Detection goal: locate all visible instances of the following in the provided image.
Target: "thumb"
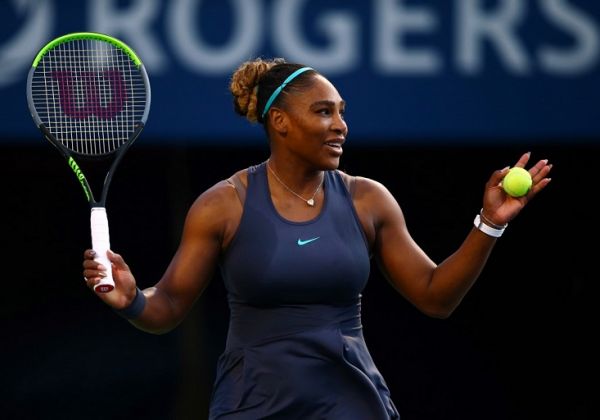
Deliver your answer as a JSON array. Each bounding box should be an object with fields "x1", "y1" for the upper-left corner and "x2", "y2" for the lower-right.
[
  {"x1": 107, "y1": 249, "x2": 129, "y2": 271},
  {"x1": 489, "y1": 166, "x2": 510, "y2": 189}
]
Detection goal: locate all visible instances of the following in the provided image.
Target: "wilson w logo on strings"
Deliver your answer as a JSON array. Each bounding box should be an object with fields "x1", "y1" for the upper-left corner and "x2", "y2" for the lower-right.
[{"x1": 51, "y1": 70, "x2": 127, "y2": 119}]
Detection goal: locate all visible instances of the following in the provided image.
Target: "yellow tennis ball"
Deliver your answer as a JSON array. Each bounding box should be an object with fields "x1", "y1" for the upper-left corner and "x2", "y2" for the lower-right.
[{"x1": 502, "y1": 167, "x2": 532, "y2": 197}]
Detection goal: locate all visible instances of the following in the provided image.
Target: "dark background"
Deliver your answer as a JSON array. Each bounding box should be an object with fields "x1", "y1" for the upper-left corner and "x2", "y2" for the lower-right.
[{"x1": 2, "y1": 141, "x2": 595, "y2": 419}]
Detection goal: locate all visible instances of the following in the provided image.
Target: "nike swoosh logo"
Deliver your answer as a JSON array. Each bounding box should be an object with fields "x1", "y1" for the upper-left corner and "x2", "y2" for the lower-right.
[{"x1": 297, "y1": 237, "x2": 320, "y2": 246}]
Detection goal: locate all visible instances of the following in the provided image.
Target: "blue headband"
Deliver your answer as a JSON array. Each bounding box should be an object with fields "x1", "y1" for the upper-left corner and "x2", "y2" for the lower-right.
[{"x1": 261, "y1": 67, "x2": 313, "y2": 119}]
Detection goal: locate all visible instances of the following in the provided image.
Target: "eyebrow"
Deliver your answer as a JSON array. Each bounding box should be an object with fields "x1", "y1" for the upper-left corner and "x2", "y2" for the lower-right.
[{"x1": 310, "y1": 99, "x2": 346, "y2": 108}]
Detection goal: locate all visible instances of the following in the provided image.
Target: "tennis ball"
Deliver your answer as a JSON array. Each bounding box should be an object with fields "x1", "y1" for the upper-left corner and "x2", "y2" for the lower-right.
[{"x1": 502, "y1": 167, "x2": 532, "y2": 197}]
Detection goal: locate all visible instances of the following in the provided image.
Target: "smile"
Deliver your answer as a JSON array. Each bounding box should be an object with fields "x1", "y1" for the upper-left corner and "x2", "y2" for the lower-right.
[{"x1": 324, "y1": 142, "x2": 343, "y2": 155}]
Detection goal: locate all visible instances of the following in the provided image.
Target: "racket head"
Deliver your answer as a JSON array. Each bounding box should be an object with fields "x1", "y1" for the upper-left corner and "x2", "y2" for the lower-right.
[{"x1": 26, "y1": 32, "x2": 151, "y2": 158}]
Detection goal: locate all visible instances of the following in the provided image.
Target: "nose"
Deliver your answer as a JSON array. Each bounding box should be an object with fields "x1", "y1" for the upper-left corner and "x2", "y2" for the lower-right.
[{"x1": 331, "y1": 111, "x2": 348, "y2": 137}]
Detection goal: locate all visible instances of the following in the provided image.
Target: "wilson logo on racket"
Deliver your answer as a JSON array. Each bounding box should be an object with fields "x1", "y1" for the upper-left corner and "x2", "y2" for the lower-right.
[
  {"x1": 68, "y1": 157, "x2": 92, "y2": 201},
  {"x1": 52, "y1": 70, "x2": 126, "y2": 119}
]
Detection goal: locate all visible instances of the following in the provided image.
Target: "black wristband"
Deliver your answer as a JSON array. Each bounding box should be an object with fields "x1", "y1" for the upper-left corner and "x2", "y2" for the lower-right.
[{"x1": 114, "y1": 287, "x2": 146, "y2": 320}]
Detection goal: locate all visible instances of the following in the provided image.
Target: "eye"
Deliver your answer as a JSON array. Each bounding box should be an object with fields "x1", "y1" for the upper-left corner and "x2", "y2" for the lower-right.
[{"x1": 317, "y1": 108, "x2": 331, "y2": 116}]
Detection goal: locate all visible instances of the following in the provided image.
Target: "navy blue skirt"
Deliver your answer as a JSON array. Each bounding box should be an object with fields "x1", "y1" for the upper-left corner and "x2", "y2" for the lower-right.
[{"x1": 208, "y1": 303, "x2": 399, "y2": 419}]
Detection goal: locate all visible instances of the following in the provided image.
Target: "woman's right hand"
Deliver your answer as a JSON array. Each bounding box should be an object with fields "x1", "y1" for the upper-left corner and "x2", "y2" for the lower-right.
[{"x1": 83, "y1": 249, "x2": 138, "y2": 310}]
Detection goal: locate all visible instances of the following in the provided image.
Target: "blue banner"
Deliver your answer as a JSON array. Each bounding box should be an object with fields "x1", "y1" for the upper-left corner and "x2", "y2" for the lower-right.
[{"x1": 2, "y1": 0, "x2": 599, "y2": 145}]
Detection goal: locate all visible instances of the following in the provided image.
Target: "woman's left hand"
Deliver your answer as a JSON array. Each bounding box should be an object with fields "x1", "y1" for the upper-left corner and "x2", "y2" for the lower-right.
[{"x1": 481, "y1": 152, "x2": 552, "y2": 226}]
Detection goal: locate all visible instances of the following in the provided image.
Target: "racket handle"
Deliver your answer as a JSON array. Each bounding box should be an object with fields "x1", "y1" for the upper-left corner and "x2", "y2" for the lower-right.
[{"x1": 90, "y1": 207, "x2": 115, "y2": 293}]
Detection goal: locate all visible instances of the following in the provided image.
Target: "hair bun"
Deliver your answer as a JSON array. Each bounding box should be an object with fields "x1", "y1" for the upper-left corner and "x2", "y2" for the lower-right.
[{"x1": 230, "y1": 57, "x2": 285, "y2": 122}]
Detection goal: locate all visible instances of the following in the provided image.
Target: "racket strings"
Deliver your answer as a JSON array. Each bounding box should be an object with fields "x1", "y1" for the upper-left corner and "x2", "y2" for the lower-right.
[{"x1": 31, "y1": 38, "x2": 148, "y2": 156}]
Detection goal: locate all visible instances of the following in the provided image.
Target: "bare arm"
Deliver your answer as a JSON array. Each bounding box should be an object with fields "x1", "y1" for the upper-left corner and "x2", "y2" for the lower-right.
[
  {"x1": 356, "y1": 152, "x2": 552, "y2": 318},
  {"x1": 83, "y1": 180, "x2": 241, "y2": 333}
]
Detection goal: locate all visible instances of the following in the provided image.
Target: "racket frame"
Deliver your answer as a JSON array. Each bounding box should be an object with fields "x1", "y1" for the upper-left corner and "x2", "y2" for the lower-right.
[{"x1": 26, "y1": 32, "x2": 151, "y2": 293}]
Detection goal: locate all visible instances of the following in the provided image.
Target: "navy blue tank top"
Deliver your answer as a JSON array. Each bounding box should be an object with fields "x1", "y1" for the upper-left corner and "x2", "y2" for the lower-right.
[
  {"x1": 211, "y1": 162, "x2": 399, "y2": 419},
  {"x1": 221, "y1": 162, "x2": 370, "y2": 306}
]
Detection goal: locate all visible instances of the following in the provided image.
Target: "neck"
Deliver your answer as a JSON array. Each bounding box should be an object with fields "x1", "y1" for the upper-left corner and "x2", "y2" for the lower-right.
[
  {"x1": 266, "y1": 158, "x2": 323, "y2": 193},
  {"x1": 266, "y1": 159, "x2": 324, "y2": 206}
]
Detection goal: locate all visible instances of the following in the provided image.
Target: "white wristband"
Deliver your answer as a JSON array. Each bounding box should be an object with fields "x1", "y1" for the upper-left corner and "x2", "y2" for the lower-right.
[{"x1": 474, "y1": 214, "x2": 506, "y2": 238}]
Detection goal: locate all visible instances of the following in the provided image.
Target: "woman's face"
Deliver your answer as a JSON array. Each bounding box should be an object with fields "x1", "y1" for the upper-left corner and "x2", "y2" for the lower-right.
[{"x1": 280, "y1": 75, "x2": 348, "y2": 170}]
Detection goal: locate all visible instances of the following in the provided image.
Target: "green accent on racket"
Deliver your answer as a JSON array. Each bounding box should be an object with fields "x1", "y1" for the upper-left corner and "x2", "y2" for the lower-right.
[
  {"x1": 68, "y1": 157, "x2": 92, "y2": 202},
  {"x1": 32, "y1": 32, "x2": 142, "y2": 68}
]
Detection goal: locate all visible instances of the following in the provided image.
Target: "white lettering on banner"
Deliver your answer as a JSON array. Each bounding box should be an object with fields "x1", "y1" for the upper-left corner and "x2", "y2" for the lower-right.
[
  {"x1": 0, "y1": 0, "x2": 599, "y2": 89},
  {"x1": 88, "y1": 0, "x2": 168, "y2": 71},
  {"x1": 456, "y1": 0, "x2": 530, "y2": 75},
  {"x1": 272, "y1": 0, "x2": 359, "y2": 74},
  {"x1": 0, "y1": 0, "x2": 54, "y2": 88},
  {"x1": 538, "y1": 0, "x2": 600, "y2": 75},
  {"x1": 167, "y1": 0, "x2": 262, "y2": 73},
  {"x1": 374, "y1": 0, "x2": 441, "y2": 74}
]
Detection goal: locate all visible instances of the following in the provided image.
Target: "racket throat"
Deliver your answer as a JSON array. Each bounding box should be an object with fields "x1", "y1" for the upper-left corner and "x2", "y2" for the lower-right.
[{"x1": 67, "y1": 157, "x2": 94, "y2": 202}]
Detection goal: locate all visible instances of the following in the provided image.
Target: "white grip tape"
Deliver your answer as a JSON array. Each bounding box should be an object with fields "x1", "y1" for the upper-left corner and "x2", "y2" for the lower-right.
[{"x1": 91, "y1": 207, "x2": 115, "y2": 292}]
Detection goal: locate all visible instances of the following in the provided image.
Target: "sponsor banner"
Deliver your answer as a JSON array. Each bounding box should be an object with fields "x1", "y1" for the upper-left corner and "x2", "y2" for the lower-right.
[{"x1": 2, "y1": 0, "x2": 599, "y2": 145}]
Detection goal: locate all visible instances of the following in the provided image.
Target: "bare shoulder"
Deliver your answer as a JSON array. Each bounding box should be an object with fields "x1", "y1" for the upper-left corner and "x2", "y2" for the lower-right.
[
  {"x1": 229, "y1": 168, "x2": 248, "y2": 187},
  {"x1": 337, "y1": 171, "x2": 402, "y2": 237},
  {"x1": 185, "y1": 172, "x2": 245, "y2": 230},
  {"x1": 355, "y1": 176, "x2": 398, "y2": 215},
  {"x1": 337, "y1": 171, "x2": 392, "y2": 200},
  {"x1": 191, "y1": 180, "x2": 237, "y2": 211},
  {"x1": 179, "y1": 170, "x2": 247, "y2": 251},
  {"x1": 355, "y1": 176, "x2": 388, "y2": 193}
]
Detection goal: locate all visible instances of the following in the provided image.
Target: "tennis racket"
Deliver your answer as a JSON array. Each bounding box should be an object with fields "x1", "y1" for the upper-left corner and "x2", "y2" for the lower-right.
[{"x1": 26, "y1": 32, "x2": 151, "y2": 293}]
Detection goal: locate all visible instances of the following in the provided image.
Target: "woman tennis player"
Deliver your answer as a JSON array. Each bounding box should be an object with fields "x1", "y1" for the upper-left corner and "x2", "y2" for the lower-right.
[{"x1": 83, "y1": 57, "x2": 552, "y2": 419}]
